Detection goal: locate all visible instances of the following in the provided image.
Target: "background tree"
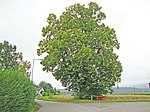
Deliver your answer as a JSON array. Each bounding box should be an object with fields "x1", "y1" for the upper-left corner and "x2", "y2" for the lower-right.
[
  {"x1": 37, "y1": 2, "x2": 122, "y2": 99},
  {"x1": 39, "y1": 81, "x2": 54, "y2": 94},
  {"x1": 0, "y1": 40, "x2": 31, "y2": 75}
]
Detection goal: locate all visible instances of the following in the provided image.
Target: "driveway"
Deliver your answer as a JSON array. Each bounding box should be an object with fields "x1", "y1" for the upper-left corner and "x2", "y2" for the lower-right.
[{"x1": 36, "y1": 100, "x2": 150, "y2": 112}]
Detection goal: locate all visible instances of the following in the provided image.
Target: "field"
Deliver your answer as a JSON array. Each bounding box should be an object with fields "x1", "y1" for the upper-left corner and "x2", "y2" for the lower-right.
[
  {"x1": 36, "y1": 93, "x2": 150, "y2": 103},
  {"x1": 107, "y1": 94, "x2": 150, "y2": 102}
]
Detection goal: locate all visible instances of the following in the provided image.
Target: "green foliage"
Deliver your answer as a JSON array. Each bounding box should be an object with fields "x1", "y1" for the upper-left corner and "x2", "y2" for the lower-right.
[
  {"x1": 0, "y1": 69, "x2": 36, "y2": 112},
  {"x1": 39, "y1": 81, "x2": 55, "y2": 95},
  {"x1": 37, "y1": 2, "x2": 123, "y2": 99},
  {"x1": 0, "y1": 41, "x2": 31, "y2": 75}
]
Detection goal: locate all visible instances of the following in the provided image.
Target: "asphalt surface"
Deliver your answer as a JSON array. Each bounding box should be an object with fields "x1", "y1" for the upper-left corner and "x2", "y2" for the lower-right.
[{"x1": 36, "y1": 100, "x2": 150, "y2": 112}]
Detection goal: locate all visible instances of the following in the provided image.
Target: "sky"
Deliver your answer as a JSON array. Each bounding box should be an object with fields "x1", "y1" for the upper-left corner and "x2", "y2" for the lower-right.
[{"x1": 0, "y1": 0, "x2": 150, "y2": 89}]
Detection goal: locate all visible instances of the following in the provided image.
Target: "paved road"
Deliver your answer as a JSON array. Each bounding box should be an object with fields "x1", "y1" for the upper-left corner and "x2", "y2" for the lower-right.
[{"x1": 36, "y1": 100, "x2": 150, "y2": 112}]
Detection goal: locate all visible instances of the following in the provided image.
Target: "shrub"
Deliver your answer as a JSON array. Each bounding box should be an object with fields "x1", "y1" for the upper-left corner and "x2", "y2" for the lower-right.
[{"x1": 0, "y1": 69, "x2": 36, "y2": 112}]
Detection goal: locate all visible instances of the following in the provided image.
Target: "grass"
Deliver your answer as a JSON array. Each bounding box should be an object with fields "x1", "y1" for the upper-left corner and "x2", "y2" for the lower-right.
[
  {"x1": 36, "y1": 93, "x2": 150, "y2": 103},
  {"x1": 30, "y1": 102, "x2": 40, "y2": 112},
  {"x1": 107, "y1": 94, "x2": 150, "y2": 102}
]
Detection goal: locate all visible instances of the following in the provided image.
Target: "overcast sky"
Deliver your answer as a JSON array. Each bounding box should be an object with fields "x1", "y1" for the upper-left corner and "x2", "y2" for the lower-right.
[{"x1": 0, "y1": 0, "x2": 150, "y2": 89}]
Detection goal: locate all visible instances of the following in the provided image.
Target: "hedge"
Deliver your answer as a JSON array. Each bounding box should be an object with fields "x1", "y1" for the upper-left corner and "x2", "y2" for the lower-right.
[{"x1": 0, "y1": 69, "x2": 36, "y2": 112}]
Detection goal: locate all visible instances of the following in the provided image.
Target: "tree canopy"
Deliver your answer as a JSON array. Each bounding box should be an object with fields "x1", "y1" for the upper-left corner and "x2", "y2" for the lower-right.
[
  {"x1": 39, "y1": 81, "x2": 53, "y2": 93},
  {"x1": 0, "y1": 40, "x2": 31, "y2": 75},
  {"x1": 37, "y1": 2, "x2": 122, "y2": 99}
]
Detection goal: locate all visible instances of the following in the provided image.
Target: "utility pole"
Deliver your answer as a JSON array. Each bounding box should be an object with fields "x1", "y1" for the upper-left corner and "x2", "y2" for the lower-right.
[
  {"x1": 31, "y1": 59, "x2": 42, "y2": 82},
  {"x1": 133, "y1": 86, "x2": 136, "y2": 94},
  {"x1": 148, "y1": 83, "x2": 150, "y2": 91}
]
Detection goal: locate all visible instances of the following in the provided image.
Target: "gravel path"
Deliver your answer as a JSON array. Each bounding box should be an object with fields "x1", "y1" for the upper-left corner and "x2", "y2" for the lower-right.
[{"x1": 36, "y1": 100, "x2": 150, "y2": 112}]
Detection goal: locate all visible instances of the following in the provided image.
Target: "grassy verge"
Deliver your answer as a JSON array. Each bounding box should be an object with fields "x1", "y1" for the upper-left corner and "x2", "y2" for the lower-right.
[
  {"x1": 36, "y1": 93, "x2": 150, "y2": 103},
  {"x1": 30, "y1": 102, "x2": 40, "y2": 112}
]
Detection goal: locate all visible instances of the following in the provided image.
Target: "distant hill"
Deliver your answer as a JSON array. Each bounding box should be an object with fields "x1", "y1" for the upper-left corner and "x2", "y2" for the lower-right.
[
  {"x1": 113, "y1": 87, "x2": 149, "y2": 94},
  {"x1": 56, "y1": 89, "x2": 73, "y2": 94},
  {"x1": 57, "y1": 87, "x2": 150, "y2": 94},
  {"x1": 136, "y1": 83, "x2": 149, "y2": 88}
]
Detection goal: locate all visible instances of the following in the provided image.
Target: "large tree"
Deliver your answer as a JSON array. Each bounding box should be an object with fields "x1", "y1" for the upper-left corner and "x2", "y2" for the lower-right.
[
  {"x1": 0, "y1": 41, "x2": 31, "y2": 75},
  {"x1": 37, "y1": 2, "x2": 122, "y2": 99}
]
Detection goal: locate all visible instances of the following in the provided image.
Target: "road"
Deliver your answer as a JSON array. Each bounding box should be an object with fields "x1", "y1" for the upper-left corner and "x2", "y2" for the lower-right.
[{"x1": 36, "y1": 100, "x2": 150, "y2": 112}]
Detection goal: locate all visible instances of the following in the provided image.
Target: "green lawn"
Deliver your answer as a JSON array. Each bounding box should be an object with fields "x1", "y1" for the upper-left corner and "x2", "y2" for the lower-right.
[{"x1": 36, "y1": 93, "x2": 150, "y2": 103}]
